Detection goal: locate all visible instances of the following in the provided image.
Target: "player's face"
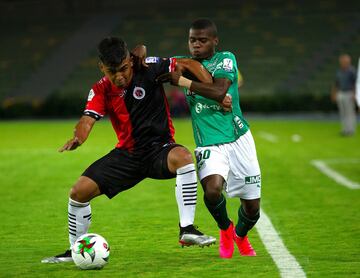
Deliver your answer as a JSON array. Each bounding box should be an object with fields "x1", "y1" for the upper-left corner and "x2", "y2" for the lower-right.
[
  {"x1": 100, "y1": 55, "x2": 134, "y2": 88},
  {"x1": 188, "y1": 28, "x2": 218, "y2": 59}
]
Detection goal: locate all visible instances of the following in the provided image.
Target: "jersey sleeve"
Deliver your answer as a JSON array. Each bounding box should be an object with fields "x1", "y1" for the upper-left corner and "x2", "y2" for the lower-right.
[
  {"x1": 212, "y1": 52, "x2": 238, "y2": 83},
  {"x1": 83, "y1": 78, "x2": 107, "y2": 120},
  {"x1": 145, "y1": 57, "x2": 177, "y2": 77}
]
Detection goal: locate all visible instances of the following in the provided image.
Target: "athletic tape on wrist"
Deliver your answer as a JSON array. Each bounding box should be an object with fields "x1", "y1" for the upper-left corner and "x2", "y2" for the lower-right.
[{"x1": 178, "y1": 76, "x2": 192, "y2": 89}]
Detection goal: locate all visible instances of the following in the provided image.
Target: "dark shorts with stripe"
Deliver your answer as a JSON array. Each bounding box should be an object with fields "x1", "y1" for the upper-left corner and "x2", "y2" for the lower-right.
[{"x1": 82, "y1": 142, "x2": 181, "y2": 199}]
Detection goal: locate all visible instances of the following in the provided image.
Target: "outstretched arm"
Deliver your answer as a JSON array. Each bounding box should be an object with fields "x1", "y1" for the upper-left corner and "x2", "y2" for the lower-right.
[{"x1": 59, "y1": 115, "x2": 96, "y2": 152}]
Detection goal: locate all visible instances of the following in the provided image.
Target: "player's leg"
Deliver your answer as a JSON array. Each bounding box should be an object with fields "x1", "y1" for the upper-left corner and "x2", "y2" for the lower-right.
[
  {"x1": 343, "y1": 93, "x2": 356, "y2": 135},
  {"x1": 227, "y1": 130, "x2": 261, "y2": 256},
  {"x1": 67, "y1": 176, "x2": 101, "y2": 248},
  {"x1": 167, "y1": 145, "x2": 216, "y2": 247},
  {"x1": 41, "y1": 176, "x2": 101, "y2": 263},
  {"x1": 201, "y1": 174, "x2": 235, "y2": 258},
  {"x1": 336, "y1": 92, "x2": 347, "y2": 134},
  {"x1": 148, "y1": 143, "x2": 215, "y2": 247},
  {"x1": 233, "y1": 198, "x2": 260, "y2": 256},
  {"x1": 42, "y1": 148, "x2": 142, "y2": 263},
  {"x1": 196, "y1": 146, "x2": 234, "y2": 258}
]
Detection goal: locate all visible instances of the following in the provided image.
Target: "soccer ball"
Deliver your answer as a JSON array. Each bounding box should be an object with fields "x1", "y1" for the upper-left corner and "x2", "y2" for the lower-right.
[{"x1": 71, "y1": 233, "x2": 110, "y2": 270}]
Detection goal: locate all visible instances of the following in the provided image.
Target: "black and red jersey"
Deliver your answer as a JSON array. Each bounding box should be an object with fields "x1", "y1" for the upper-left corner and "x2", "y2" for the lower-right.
[{"x1": 84, "y1": 57, "x2": 177, "y2": 152}]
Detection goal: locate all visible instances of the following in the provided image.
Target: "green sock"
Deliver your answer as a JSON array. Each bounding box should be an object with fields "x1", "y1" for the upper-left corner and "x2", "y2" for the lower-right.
[
  {"x1": 235, "y1": 206, "x2": 260, "y2": 237},
  {"x1": 204, "y1": 194, "x2": 231, "y2": 230}
]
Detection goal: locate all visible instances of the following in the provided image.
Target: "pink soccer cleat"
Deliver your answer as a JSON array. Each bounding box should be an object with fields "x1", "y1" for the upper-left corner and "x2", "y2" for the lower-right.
[
  {"x1": 233, "y1": 232, "x2": 256, "y2": 256},
  {"x1": 219, "y1": 222, "x2": 234, "y2": 259}
]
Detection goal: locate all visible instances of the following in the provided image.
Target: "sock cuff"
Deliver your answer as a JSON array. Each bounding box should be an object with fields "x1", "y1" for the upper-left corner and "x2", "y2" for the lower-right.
[
  {"x1": 176, "y1": 163, "x2": 196, "y2": 175},
  {"x1": 69, "y1": 198, "x2": 89, "y2": 207}
]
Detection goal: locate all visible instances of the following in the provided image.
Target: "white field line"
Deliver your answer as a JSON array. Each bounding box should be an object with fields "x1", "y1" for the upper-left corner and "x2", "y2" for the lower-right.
[
  {"x1": 257, "y1": 131, "x2": 278, "y2": 143},
  {"x1": 257, "y1": 209, "x2": 306, "y2": 278},
  {"x1": 310, "y1": 160, "x2": 360, "y2": 189},
  {"x1": 291, "y1": 134, "x2": 302, "y2": 142}
]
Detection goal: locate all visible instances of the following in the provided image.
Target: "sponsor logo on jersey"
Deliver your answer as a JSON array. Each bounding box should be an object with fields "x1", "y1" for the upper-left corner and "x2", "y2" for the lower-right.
[
  {"x1": 133, "y1": 86, "x2": 146, "y2": 100},
  {"x1": 185, "y1": 89, "x2": 196, "y2": 96},
  {"x1": 195, "y1": 102, "x2": 222, "y2": 113},
  {"x1": 87, "y1": 89, "x2": 95, "y2": 101},
  {"x1": 245, "y1": 175, "x2": 261, "y2": 185},
  {"x1": 145, "y1": 57, "x2": 160, "y2": 64},
  {"x1": 234, "y1": 115, "x2": 244, "y2": 129},
  {"x1": 195, "y1": 103, "x2": 203, "y2": 113},
  {"x1": 223, "y1": 58, "x2": 233, "y2": 72}
]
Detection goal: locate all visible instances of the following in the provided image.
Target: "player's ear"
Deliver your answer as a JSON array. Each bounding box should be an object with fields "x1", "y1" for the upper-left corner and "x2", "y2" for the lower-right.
[
  {"x1": 129, "y1": 56, "x2": 134, "y2": 68},
  {"x1": 98, "y1": 61, "x2": 105, "y2": 74},
  {"x1": 214, "y1": 37, "x2": 219, "y2": 46}
]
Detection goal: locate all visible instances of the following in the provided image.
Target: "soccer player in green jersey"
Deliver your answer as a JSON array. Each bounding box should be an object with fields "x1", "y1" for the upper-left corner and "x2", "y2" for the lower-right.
[{"x1": 159, "y1": 18, "x2": 261, "y2": 258}]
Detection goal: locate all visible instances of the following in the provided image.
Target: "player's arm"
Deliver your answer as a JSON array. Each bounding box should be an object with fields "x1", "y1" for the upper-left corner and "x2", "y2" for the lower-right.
[
  {"x1": 158, "y1": 70, "x2": 231, "y2": 103},
  {"x1": 130, "y1": 44, "x2": 148, "y2": 70},
  {"x1": 157, "y1": 58, "x2": 230, "y2": 102},
  {"x1": 331, "y1": 78, "x2": 339, "y2": 103},
  {"x1": 157, "y1": 58, "x2": 232, "y2": 110},
  {"x1": 59, "y1": 115, "x2": 96, "y2": 152}
]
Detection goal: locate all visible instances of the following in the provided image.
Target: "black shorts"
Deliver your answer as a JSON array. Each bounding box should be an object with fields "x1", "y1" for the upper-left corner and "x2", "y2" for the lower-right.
[{"x1": 82, "y1": 143, "x2": 181, "y2": 199}]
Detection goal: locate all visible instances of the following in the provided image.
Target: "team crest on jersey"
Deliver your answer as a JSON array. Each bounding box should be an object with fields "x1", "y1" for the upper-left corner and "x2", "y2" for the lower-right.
[
  {"x1": 145, "y1": 57, "x2": 160, "y2": 64},
  {"x1": 87, "y1": 89, "x2": 95, "y2": 101},
  {"x1": 222, "y1": 58, "x2": 233, "y2": 72},
  {"x1": 133, "y1": 86, "x2": 146, "y2": 100}
]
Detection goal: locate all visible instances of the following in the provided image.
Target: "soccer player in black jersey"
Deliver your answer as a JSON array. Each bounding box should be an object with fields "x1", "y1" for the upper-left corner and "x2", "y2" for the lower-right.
[{"x1": 41, "y1": 37, "x2": 215, "y2": 263}]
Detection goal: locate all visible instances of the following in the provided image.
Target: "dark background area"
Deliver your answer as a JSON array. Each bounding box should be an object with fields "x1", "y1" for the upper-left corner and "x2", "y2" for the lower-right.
[{"x1": 1, "y1": 0, "x2": 359, "y2": 118}]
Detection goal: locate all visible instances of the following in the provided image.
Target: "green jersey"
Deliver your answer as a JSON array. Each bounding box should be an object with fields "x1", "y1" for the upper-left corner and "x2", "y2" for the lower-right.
[{"x1": 180, "y1": 51, "x2": 249, "y2": 147}]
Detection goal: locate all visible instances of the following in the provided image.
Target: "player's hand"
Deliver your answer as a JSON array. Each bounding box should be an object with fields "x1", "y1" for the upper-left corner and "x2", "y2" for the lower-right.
[
  {"x1": 59, "y1": 137, "x2": 82, "y2": 152},
  {"x1": 131, "y1": 45, "x2": 148, "y2": 70},
  {"x1": 156, "y1": 71, "x2": 181, "y2": 85},
  {"x1": 220, "y1": 94, "x2": 232, "y2": 112}
]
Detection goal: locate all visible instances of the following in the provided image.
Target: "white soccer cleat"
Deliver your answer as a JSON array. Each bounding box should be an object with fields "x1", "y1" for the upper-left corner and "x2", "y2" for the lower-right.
[
  {"x1": 41, "y1": 250, "x2": 73, "y2": 263},
  {"x1": 179, "y1": 225, "x2": 216, "y2": 247}
]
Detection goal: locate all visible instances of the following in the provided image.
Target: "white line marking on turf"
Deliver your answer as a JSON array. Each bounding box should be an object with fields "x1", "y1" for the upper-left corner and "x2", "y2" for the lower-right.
[
  {"x1": 257, "y1": 209, "x2": 306, "y2": 278},
  {"x1": 258, "y1": 131, "x2": 278, "y2": 143},
  {"x1": 291, "y1": 134, "x2": 302, "y2": 142},
  {"x1": 311, "y1": 160, "x2": 360, "y2": 189}
]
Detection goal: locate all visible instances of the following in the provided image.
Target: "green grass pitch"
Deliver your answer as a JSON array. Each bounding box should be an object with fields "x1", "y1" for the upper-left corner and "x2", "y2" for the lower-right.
[{"x1": 0, "y1": 119, "x2": 359, "y2": 277}]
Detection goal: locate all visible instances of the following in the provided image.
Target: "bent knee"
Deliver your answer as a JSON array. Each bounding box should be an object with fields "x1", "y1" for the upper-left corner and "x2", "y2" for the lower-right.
[
  {"x1": 69, "y1": 185, "x2": 83, "y2": 202},
  {"x1": 177, "y1": 147, "x2": 193, "y2": 165},
  {"x1": 69, "y1": 176, "x2": 100, "y2": 203},
  {"x1": 169, "y1": 146, "x2": 194, "y2": 170},
  {"x1": 243, "y1": 200, "x2": 260, "y2": 217},
  {"x1": 205, "y1": 186, "x2": 223, "y2": 203}
]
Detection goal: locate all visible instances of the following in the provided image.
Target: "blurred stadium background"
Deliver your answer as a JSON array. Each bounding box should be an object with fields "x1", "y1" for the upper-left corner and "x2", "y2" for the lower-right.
[{"x1": 1, "y1": 0, "x2": 359, "y2": 118}]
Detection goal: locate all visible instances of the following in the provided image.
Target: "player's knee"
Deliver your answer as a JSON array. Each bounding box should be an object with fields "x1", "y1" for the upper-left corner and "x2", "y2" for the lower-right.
[
  {"x1": 243, "y1": 200, "x2": 260, "y2": 218},
  {"x1": 205, "y1": 185, "x2": 222, "y2": 203},
  {"x1": 69, "y1": 184, "x2": 90, "y2": 203},
  {"x1": 171, "y1": 146, "x2": 194, "y2": 169},
  {"x1": 179, "y1": 148, "x2": 194, "y2": 165},
  {"x1": 69, "y1": 186, "x2": 82, "y2": 202}
]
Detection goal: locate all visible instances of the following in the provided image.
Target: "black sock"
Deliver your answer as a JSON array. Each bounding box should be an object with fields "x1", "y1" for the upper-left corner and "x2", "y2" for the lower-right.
[
  {"x1": 235, "y1": 205, "x2": 260, "y2": 237},
  {"x1": 204, "y1": 194, "x2": 231, "y2": 230}
]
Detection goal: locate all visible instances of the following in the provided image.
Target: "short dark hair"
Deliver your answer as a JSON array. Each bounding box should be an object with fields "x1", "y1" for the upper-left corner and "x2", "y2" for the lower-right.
[
  {"x1": 98, "y1": 37, "x2": 128, "y2": 67},
  {"x1": 190, "y1": 18, "x2": 218, "y2": 37}
]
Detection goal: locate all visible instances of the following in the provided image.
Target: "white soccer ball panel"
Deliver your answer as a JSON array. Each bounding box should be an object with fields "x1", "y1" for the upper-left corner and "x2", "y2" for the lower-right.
[{"x1": 71, "y1": 233, "x2": 110, "y2": 270}]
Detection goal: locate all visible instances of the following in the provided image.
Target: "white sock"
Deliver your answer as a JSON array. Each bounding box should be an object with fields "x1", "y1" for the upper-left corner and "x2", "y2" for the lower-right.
[
  {"x1": 68, "y1": 198, "x2": 91, "y2": 248},
  {"x1": 175, "y1": 163, "x2": 197, "y2": 227}
]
